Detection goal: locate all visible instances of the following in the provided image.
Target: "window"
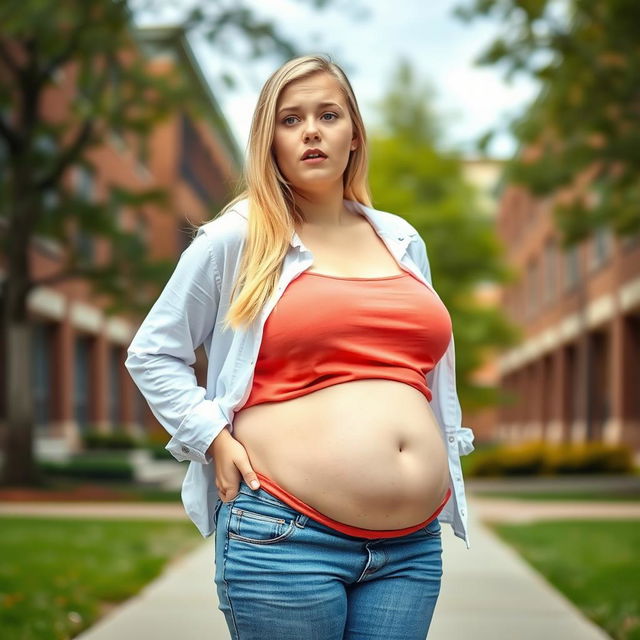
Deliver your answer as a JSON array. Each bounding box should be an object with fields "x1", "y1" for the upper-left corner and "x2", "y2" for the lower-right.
[
  {"x1": 74, "y1": 333, "x2": 94, "y2": 432},
  {"x1": 109, "y1": 345, "x2": 123, "y2": 428},
  {"x1": 590, "y1": 225, "x2": 612, "y2": 270},
  {"x1": 564, "y1": 243, "x2": 580, "y2": 292},
  {"x1": 543, "y1": 237, "x2": 556, "y2": 305},
  {"x1": 74, "y1": 166, "x2": 96, "y2": 263},
  {"x1": 526, "y1": 258, "x2": 539, "y2": 319}
]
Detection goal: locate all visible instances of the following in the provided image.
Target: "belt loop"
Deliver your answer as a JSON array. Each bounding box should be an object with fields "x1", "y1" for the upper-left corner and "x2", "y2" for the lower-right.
[{"x1": 295, "y1": 513, "x2": 309, "y2": 528}]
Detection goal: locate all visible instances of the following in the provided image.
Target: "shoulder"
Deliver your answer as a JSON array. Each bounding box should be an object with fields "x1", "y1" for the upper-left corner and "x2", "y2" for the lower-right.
[{"x1": 193, "y1": 198, "x2": 249, "y2": 259}]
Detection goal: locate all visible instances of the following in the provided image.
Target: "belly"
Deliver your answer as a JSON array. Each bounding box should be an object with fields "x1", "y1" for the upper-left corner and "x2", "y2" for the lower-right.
[{"x1": 231, "y1": 379, "x2": 451, "y2": 529}]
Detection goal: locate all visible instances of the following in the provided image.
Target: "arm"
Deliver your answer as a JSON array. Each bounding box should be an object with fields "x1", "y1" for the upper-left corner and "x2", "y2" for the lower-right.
[{"x1": 124, "y1": 229, "x2": 227, "y2": 465}]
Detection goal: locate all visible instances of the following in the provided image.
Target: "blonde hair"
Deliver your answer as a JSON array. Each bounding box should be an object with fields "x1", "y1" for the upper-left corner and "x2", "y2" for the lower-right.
[{"x1": 198, "y1": 54, "x2": 372, "y2": 330}]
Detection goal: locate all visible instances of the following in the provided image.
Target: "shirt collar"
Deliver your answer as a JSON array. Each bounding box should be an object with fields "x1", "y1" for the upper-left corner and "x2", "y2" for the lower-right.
[
  {"x1": 227, "y1": 197, "x2": 416, "y2": 251},
  {"x1": 290, "y1": 198, "x2": 417, "y2": 252}
]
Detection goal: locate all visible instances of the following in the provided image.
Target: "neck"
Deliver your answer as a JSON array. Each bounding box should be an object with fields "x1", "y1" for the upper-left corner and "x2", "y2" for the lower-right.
[{"x1": 293, "y1": 189, "x2": 352, "y2": 229}]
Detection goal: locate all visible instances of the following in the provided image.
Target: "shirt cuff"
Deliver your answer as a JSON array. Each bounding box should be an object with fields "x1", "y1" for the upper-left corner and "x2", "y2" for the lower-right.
[
  {"x1": 165, "y1": 399, "x2": 230, "y2": 464},
  {"x1": 457, "y1": 426, "x2": 475, "y2": 457}
]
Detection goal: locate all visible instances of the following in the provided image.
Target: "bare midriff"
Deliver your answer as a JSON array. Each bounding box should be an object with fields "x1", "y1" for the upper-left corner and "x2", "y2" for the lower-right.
[{"x1": 231, "y1": 378, "x2": 451, "y2": 530}]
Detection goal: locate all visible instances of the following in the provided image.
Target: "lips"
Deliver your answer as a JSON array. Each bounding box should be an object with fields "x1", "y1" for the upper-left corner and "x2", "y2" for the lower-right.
[{"x1": 301, "y1": 148, "x2": 328, "y2": 160}]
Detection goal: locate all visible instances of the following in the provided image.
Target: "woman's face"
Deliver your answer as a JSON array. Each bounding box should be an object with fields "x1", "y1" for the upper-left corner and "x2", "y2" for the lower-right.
[{"x1": 272, "y1": 72, "x2": 358, "y2": 196}]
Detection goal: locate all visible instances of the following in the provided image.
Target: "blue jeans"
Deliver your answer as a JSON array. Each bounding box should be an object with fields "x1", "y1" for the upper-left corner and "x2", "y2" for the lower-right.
[{"x1": 213, "y1": 479, "x2": 444, "y2": 639}]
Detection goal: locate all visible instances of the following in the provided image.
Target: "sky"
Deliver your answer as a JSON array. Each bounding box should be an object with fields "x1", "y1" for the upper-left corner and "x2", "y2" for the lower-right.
[{"x1": 138, "y1": 0, "x2": 542, "y2": 160}]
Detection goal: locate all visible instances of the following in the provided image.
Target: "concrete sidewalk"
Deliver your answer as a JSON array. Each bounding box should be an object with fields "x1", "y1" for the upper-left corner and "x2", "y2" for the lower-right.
[{"x1": 71, "y1": 502, "x2": 613, "y2": 640}]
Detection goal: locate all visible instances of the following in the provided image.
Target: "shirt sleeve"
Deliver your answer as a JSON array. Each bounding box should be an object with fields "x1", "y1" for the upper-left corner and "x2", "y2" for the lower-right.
[{"x1": 124, "y1": 229, "x2": 228, "y2": 464}]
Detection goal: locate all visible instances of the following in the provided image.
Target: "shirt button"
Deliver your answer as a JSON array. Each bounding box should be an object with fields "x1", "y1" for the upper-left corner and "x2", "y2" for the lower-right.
[
  {"x1": 448, "y1": 436, "x2": 455, "y2": 443},
  {"x1": 461, "y1": 509, "x2": 465, "y2": 516},
  {"x1": 398, "y1": 236, "x2": 404, "y2": 241},
  {"x1": 181, "y1": 445, "x2": 189, "y2": 453}
]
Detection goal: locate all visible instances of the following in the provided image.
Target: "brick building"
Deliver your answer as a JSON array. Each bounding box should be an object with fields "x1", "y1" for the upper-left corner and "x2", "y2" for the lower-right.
[
  {"x1": 0, "y1": 25, "x2": 242, "y2": 457},
  {"x1": 495, "y1": 181, "x2": 640, "y2": 453}
]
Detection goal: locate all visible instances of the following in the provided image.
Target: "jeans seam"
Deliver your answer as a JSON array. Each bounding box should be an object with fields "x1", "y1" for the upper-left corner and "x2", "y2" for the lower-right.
[{"x1": 221, "y1": 503, "x2": 240, "y2": 639}]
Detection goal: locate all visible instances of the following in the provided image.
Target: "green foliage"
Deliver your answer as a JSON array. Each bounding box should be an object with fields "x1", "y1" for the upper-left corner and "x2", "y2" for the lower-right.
[
  {"x1": 82, "y1": 429, "x2": 139, "y2": 450},
  {"x1": 40, "y1": 454, "x2": 135, "y2": 481},
  {"x1": 453, "y1": 0, "x2": 640, "y2": 244},
  {"x1": 466, "y1": 440, "x2": 635, "y2": 477},
  {"x1": 367, "y1": 57, "x2": 522, "y2": 410}
]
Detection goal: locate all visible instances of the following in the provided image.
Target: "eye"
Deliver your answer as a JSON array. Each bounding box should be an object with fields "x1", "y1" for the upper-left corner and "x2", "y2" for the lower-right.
[{"x1": 281, "y1": 112, "x2": 338, "y2": 125}]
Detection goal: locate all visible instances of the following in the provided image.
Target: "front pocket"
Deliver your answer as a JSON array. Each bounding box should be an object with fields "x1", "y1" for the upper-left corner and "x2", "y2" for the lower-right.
[
  {"x1": 421, "y1": 518, "x2": 442, "y2": 537},
  {"x1": 228, "y1": 506, "x2": 296, "y2": 545}
]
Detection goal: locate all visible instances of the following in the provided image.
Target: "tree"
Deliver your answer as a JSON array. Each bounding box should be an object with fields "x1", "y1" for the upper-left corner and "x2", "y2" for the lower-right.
[
  {"x1": 454, "y1": 0, "x2": 640, "y2": 246},
  {"x1": 0, "y1": 0, "x2": 340, "y2": 485},
  {"x1": 368, "y1": 58, "x2": 521, "y2": 411}
]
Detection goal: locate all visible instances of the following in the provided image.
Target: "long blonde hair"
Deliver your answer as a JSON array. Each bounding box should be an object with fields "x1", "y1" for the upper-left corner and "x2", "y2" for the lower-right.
[{"x1": 200, "y1": 54, "x2": 372, "y2": 331}]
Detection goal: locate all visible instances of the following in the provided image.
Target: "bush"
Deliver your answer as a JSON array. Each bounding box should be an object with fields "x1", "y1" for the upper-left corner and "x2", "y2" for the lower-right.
[
  {"x1": 40, "y1": 454, "x2": 135, "y2": 481},
  {"x1": 144, "y1": 441, "x2": 173, "y2": 461},
  {"x1": 466, "y1": 440, "x2": 635, "y2": 477},
  {"x1": 82, "y1": 429, "x2": 140, "y2": 450}
]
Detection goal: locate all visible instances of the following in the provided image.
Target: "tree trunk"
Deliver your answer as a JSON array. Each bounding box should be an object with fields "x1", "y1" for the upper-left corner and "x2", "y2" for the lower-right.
[
  {"x1": 1, "y1": 194, "x2": 41, "y2": 486},
  {"x1": 2, "y1": 319, "x2": 40, "y2": 485}
]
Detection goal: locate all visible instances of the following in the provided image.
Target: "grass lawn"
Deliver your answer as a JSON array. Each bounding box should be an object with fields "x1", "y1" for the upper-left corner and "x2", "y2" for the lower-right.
[
  {"x1": 487, "y1": 519, "x2": 640, "y2": 640},
  {"x1": 0, "y1": 516, "x2": 203, "y2": 640}
]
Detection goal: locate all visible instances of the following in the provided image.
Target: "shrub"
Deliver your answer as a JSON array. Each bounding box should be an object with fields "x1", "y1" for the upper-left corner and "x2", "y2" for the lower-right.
[
  {"x1": 466, "y1": 440, "x2": 635, "y2": 477},
  {"x1": 82, "y1": 429, "x2": 139, "y2": 450},
  {"x1": 40, "y1": 454, "x2": 134, "y2": 481}
]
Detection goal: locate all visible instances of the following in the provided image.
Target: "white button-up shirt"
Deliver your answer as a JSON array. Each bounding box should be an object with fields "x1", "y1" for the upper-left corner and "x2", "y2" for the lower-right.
[{"x1": 125, "y1": 197, "x2": 475, "y2": 548}]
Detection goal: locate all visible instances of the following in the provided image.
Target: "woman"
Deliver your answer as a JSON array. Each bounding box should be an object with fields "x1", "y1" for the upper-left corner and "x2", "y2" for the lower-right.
[{"x1": 126, "y1": 54, "x2": 475, "y2": 639}]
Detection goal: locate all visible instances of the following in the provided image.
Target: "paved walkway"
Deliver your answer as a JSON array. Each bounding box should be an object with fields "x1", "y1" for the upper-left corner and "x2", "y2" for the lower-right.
[{"x1": 16, "y1": 496, "x2": 615, "y2": 640}]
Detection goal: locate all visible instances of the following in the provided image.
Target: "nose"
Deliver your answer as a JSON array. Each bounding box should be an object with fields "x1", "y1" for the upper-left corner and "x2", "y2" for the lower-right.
[{"x1": 303, "y1": 117, "x2": 320, "y2": 142}]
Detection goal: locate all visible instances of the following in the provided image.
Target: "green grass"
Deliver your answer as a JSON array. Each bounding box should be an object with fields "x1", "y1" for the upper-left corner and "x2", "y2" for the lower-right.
[
  {"x1": 488, "y1": 519, "x2": 640, "y2": 640},
  {"x1": 470, "y1": 490, "x2": 640, "y2": 501},
  {"x1": 0, "y1": 516, "x2": 203, "y2": 640}
]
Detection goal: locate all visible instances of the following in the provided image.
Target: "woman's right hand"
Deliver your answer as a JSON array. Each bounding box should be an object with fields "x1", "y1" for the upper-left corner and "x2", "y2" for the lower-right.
[{"x1": 209, "y1": 427, "x2": 261, "y2": 502}]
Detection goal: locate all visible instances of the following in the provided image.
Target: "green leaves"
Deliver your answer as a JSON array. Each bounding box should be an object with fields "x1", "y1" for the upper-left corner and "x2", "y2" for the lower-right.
[{"x1": 453, "y1": 0, "x2": 640, "y2": 241}]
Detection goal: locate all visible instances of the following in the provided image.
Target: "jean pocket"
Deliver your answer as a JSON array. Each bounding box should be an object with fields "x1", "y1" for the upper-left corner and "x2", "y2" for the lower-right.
[
  {"x1": 421, "y1": 517, "x2": 442, "y2": 538},
  {"x1": 228, "y1": 496, "x2": 296, "y2": 545}
]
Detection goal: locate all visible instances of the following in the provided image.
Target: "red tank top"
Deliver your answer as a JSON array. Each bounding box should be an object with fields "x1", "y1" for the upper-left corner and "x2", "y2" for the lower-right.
[{"x1": 242, "y1": 268, "x2": 452, "y2": 409}]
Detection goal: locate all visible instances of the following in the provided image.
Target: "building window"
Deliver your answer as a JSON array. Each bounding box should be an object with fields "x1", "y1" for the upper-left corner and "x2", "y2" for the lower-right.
[
  {"x1": 543, "y1": 237, "x2": 556, "y2": 306},
  {"x1": 590, "y1": 225, "x2": 612, "y2": 270},
  {"x1": 74, "y1": 333, "x2": 94, "y2": 432},
  {"x1": 74, "y1": 166, "x2": 96, "y2": 263},
  {"x1": 526, "y1": 258, "x2": 538, "y2": 319},
  {"x1": 564, "y1": 243, "x2": 580, "y2": 292},
  {"x1": 109, "y1": 345, "x2": 123, "y2": 429}
]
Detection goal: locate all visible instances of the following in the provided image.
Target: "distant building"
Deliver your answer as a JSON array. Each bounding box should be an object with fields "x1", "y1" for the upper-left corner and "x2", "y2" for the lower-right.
[
  {"x1": 0, "y1": 25, "x2": 242, "y2": 455},
  {"x1": 495, "y1": 175, "x2": 640, "y2": 453}
]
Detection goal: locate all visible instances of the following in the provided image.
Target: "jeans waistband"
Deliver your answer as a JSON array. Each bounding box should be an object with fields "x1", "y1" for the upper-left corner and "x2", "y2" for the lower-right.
[{"x1": 236, "y1": 479, "x2": 311, "y2": 528}]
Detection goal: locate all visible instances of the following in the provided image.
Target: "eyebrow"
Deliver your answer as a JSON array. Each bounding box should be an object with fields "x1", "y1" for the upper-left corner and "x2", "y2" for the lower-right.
[{"x1": 277, "y1": 101, "x2": 344, "y2": 116}]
